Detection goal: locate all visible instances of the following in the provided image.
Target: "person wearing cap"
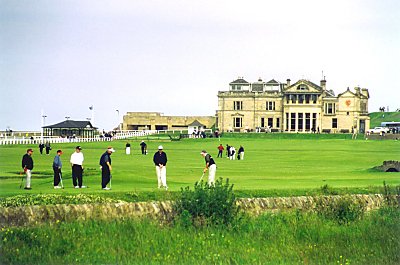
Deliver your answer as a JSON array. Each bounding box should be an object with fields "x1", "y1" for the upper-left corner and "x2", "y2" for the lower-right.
[
  {"x1": 140, "y1": 140, "x2": 147, "y2": 155},
  {"x1": 200, "y1": 150, "x2": 217, "y2": 186},
  {"x1": 53, "y1": 150, "x2": 63, "y2": 189},
  {"x1": 153, "y1": 145, "x2": 168, "y2": 189},
  {"x1": 21, "y1": 149, "x2": 34, "y2": 190},
  {"x1": 70, "y1": 146, "x2": 85, "y2": 188},
  {"x1": 99, "y1": 146, "x2": 115, "y2": 190}
]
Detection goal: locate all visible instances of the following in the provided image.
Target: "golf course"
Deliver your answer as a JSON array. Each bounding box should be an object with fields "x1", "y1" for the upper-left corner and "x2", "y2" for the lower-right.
[{"x1": 1, "y1": 134, "x2": 399, "y2": 264}]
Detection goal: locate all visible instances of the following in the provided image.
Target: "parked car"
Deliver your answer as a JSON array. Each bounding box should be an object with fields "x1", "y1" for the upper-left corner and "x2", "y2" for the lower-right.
[{"x1": 367, "y1": 127, "x2": 390, "y2": 134}]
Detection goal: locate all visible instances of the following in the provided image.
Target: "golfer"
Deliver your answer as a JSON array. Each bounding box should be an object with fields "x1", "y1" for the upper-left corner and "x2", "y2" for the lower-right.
[
  {"x1": 238, "y1": 145, "x2": 245, "y2": 160},
  {"x1": 200, "y1": 150, "x2": 217, "y2": 185},
  {"x1": 70, "y1": 146, "x2": 86, "y2": 188},
  {"x1": 153, "y1": 145, "x2": 168, "y2": 189},
  {"x1": 140, "y1": 140, "x2": 147, "y2": 155},
  {"x1": 125, "y1": 142, "x2": 131, "y2": 155},
  {"x1": 21, "y1": 148, "x2": 34, "y2": 190},
  {"x1": 99, "y1": 146, "x2": 115, "y2": 190},
  {"x1": 217, "y1": 144, "x2": 224, "y2": 158},
  {"x1": 53, "y1": 150, "x2": 63, "y2": 189}
]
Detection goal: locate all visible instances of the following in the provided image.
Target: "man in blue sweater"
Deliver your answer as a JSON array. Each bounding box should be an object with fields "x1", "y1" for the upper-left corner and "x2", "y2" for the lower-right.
[{"x1": 53, "y1": 150, "x2": 63, "y2": 189}]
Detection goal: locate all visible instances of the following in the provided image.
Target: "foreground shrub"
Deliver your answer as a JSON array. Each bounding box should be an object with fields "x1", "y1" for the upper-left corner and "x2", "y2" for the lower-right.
[
  {"x1": 315, "y1": 195, "x2": 366, "y2": 225},
  {"x1": 173, "y1": 178, "x2": 239, "y2": 226},
  {"x1": 382, "y1": 181, "x2": 400, "y2": 208}
]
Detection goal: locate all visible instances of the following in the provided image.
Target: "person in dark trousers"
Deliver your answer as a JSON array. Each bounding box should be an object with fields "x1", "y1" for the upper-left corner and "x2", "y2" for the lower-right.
[
  {"x1": 153, "y1": 145, "x2": 168, "y2": 189},
  {"x1": 140, "y1": 140, "x2": 147, "y2": 155},
  {"x1": 39, "y1": 143, "x2": 44, "y2": 155},
  {"x1": 226, "y1": 144, "x2": 231, "y2": 158},
  {"x1": 21, "y1": 149, "x2": 34, "y2": 190},
  {"x1": 53, "y1": 150, "x2": 63, "y2": 189},
  {"x1": 238, "y1": 145, "x2": 245, "y2": 160},
  {"x1": 70, "y1": 146, "x2": 85, "y2": 188},
  {"x1": 217, "y1": 144, "x2": 224, "y2": 158},
  {"x1": 99, "y1": 146, "x2": 115, "y2": 190},
  {"x1": 45, "y1": 141, "x2": 51, "y2": 155}
]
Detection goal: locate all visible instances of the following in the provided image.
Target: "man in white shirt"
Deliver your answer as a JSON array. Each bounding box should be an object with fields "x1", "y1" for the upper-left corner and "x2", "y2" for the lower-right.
[{"x1": 70, "y1": 146, "x2": 85, "y2": 188}]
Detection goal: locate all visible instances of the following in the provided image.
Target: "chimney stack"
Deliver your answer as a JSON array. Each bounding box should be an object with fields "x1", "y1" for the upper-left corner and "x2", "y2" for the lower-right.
[
  {"x1": 286, "y1": 79, "x2": 291, "y2": 86},
  {"x1": 320, "y1": 78, "x2": 326, "y2": 90}
]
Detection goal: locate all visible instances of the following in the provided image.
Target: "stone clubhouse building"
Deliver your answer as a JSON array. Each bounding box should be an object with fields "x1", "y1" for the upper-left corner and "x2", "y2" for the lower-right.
[
  {"x1": 217, "y1": 78, "x2": 370, "y2": 133},
  {"x1": 122, "y1": 77, "x2": 370, "y2": 134}
]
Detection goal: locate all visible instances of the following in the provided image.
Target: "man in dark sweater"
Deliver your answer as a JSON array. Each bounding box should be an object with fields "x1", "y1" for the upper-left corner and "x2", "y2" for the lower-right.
[
  {"x1": 153, "y1": 145, "x2": 168, "y2": 189},
  {"x1": 21, "y1": 149, "x2": 34, "y2": 190},
  {"x1": 99, "y1": 146, "x2": 115, "y2": 190}
]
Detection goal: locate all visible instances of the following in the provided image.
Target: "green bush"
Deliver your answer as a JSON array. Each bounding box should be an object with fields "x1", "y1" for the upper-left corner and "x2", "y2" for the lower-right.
[
  {"x1": 173, "y1": 178, "x2": 239, "y2": 226},
  {"x1": 382, "y1": 181, "x2": 400, "y2": 208},
  {"x1": 315, "y1": 195, "x2": 366, "y2": 225},
  {"x1": 0, "y1": 194, "x2": 124, "y2": 207}
]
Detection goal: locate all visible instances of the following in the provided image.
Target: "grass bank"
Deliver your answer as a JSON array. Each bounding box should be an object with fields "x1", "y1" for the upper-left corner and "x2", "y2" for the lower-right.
[{"x1": 1, "y1": 208, "x2": 399, "y2": 265}]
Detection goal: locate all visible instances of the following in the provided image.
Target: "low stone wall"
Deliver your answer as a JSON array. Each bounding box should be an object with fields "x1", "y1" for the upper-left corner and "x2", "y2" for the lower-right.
[{"x1": 0, "y1": 194, "x2": 390, "y2": 227}]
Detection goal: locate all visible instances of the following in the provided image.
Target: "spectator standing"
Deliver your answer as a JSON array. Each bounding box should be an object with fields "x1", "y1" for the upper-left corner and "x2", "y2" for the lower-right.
[
  {"x1": 230, "y1": 146, "x2": 236, "y2": 160},
  {"x1": 352, "y1": 127, "x2": 358, "y2": 140},
  {"x1": 153, "y1": 145, "x2": 168, "y2": 189},
  {"x1": 39, "y1": 143, "x2": 44, "y2": 155},
  {"x1": 21, "y1": 149, "x2": 34, "y2": 190},
  {"x1": 226, "y1": 144, "x2": 231, "y2": 158},
  {"x1": 125, "y1": 142, "x2": 131, "y2": 155},
  {"x1": 70, "y1": 146, "x2": 86, "y2": 188},
  {"x1": 238, "y1": 145, "x2": 245, "y2": 160},
  {"x1": 45, "y1": 141, "x2": 51, "y2": 155},
  {"x1": 99, "y1": 146, "x2": 115, "y2": 190},
  {"x1": 53, "y1": 150, "x2": 63, "y2": 189},
  {"x1": 200, "y1": 150, "x2": 217, "y2": 186},
  {"x1": 217, "y1": 144, "x2": 224, "y2": 158},
  {"x1": 140, "y1": 140, "x2": 147, "y2": 155}
]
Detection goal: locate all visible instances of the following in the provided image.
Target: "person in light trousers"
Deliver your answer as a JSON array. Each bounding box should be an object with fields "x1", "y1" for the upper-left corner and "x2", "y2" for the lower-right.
[
  {"x1": 200, "y1": 150, "x2": 217, "y2": 186},
  {"x1": 153, "y1": 145, "x2": 168, "y2": 190},
  {"x1": 21, "y1": 148, "x2": 34, "y2": 190}
]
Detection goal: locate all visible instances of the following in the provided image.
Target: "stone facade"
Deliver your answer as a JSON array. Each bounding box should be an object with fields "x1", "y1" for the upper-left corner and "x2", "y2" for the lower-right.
[
  {"x1": 122, "y1": 112, "x2": 215, "y2": 131},
  {"x1": 217, "y1": 78, "x2": 370, "y2": 133}
]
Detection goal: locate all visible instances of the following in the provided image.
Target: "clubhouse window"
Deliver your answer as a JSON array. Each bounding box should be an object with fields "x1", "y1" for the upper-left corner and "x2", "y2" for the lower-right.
[
  {"x1": 290, "y1": 113, "x2": 296, "y2": 130},
  {"x1": 298, "y1": 113, "x2": 304, "y2": 130},
  {"x1": 324, "y1": 102, "x2": 336, "y2": 115},
  {"x1": 332, "y1": 118, "x2": 338, "y2": 128},
  {"x1": 233, "y1": 117, "x2": 242, "y2": 128},
  {"x1": 261, "y1": 117, "x2": 265, "y2": 128},
  {"x1": 266, "y1": 101, "x2": 276, "y2": 111},
  {"x1": 276, "y1": 118, "x2": 280, "y2": 128},
  {"x1": 268, "y1": 118, "x2": 273, "y2": 128},
  {"x1": 305, "y1": 113, "x2": 311, "y2": 130},
  {"x1": 234, "y1": 101, "x2": 243, "y2": 110}
]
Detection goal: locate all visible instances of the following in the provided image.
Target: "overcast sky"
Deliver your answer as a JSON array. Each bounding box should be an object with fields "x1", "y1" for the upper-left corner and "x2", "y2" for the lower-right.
[{"x1": 1, "y1": 0, "x2": 399, "y2": 131}]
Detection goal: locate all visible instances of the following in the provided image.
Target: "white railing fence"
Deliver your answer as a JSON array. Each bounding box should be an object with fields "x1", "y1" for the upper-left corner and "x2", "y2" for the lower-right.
[{"x1": 0, "y1": 130, "x2": 155, "y2": 145}]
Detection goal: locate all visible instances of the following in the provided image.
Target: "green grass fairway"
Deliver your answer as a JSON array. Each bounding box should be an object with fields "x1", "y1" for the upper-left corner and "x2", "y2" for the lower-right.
[{"x1": 0, "y1": 135, "x2": 399, "y2": 197}]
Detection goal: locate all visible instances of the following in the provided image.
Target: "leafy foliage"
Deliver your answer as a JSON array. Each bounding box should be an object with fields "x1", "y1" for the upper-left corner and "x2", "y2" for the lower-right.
[
  {"x1": 173, "y1": 178, "x2": 240, "y2": 226},
  {"x1": 0, "y1": 194, "x2": 124, "y2": 207},
  {"x1": 315, "y1": 195, "x2": 367, "y2": 225}
]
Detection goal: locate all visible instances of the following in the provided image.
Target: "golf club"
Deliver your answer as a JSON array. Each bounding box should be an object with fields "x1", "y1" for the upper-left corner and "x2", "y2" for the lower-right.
[
  {"x1": 59, "y1": 171, "x2": 64, "y2": 189},
  {"x1": 199, "y1": 172, "x2": 205, "y2": 182},
  {"x1": 19, "y1": 171, "x2": 24, "y2": 189},
  {"x1": 109, "y1": 174, "x2": 112, "y2": 190}
]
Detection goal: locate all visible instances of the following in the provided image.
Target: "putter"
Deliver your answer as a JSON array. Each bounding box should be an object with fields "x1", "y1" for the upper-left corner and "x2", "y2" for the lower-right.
[
  {"x1": 109, "y1": 174, "x2": 112, "y2": 190},
  {"x1": 59, "y1": 171, "x2": 64, "y2": 189},
  {"x1": 199, "y1": 172, "x2": 205, "y2": 182}
]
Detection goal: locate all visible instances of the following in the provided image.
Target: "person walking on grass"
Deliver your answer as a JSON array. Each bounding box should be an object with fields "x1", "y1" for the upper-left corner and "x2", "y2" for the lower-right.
[
  {"x1": 153, "y1": 145, "x2": 168, "y2": 190},
  {"x1": 45, "y1": 141, "x2": 51, "y2": 155},
  {"x1": 140, "y1": 140, "x2": 147, "y2": 155},
  {"x1": 217, "y1": 144, "x2": 224, "y2": 158},
  {"x1": 70, "y1": 146, "x2": 86, "y2": 188},
  {"x1": 125, "y1": 142, "x2": 131, "y2": 155},
  {"x1": 200, "y1": 150, "x2": 217, "y2": 186},
  {"x1": 21, "y1": 148, "x2": 34, "y2": 190},
  {"x1": 238, "y1": 145, "x2": 245, "y2": 160},
  {"x1": 99, "y1": 146, "x2": 115, "y2": 190},
  {"x1": 39, "y1": 142, "x2": 44, "y2": 155},
  {"x1": 53, "y1": 150, "x2": 63, "y2": 189}
]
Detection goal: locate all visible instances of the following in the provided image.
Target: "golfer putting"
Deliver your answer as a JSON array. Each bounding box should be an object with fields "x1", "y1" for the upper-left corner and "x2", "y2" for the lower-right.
[
  {"x1": 200, "y1": 150, "x2": 217, "y2": 186},
  {"x1": 153, "y1": 145, "x2": 168, "y2": 190},
  {"x1": 99, "y1": 146, "x2": 115, "y2": 190}
]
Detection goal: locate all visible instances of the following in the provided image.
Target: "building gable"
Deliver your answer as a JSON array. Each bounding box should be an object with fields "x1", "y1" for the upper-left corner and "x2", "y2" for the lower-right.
[{"x1": 283, "y1": 79, "x2": 322, "y2": 93}]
